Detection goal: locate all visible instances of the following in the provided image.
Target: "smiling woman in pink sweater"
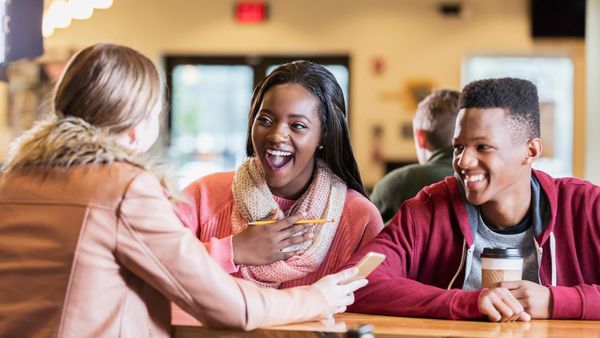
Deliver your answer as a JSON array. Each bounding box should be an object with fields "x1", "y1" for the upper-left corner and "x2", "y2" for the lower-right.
[{"x1": 178, "y1": 61, "x2": 384, "y2": 288}]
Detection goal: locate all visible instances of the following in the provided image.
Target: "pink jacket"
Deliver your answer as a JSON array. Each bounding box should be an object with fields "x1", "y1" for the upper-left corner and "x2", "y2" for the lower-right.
[
  {"x1": 343, "y1": 170, "x2": 600, "y2": 320},
  {"x1": 0, "y1": 117, "x2": 334, "y2": 338},
  {"x1": 179, "y1": 172, "x2": 384, "y2": 288}
]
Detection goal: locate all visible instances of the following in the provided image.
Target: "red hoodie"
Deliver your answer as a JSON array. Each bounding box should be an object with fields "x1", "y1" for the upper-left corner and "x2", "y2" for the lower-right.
[{"x1": 343, "y1": 170, "x2": 600, "y2": 320}]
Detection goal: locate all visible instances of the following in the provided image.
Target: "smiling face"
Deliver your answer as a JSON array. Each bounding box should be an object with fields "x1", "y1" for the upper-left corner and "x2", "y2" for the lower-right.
[
  {"x1": 452, "y1": 107, "x2": 535, "y2": 208},
  {"x1": 251, "y1": 83, "x2": 322, "y2": 199}
]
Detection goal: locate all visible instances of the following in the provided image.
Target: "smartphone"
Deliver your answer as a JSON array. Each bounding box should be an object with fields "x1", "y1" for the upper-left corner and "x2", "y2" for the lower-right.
[{"x1": 344, "y1": 252, "x2": 385, "y2": 284}]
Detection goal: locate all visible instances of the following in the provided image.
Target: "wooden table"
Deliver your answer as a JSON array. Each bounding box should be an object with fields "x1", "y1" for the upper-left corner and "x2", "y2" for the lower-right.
[{"x1": 172, "y1": 305, "x2": 600, "y2": 338}]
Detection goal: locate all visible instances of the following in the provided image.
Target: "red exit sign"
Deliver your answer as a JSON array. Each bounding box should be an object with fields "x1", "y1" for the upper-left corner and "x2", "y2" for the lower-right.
[{"x1": 235, "y1": 2, "x2": 268, "y2": 24}]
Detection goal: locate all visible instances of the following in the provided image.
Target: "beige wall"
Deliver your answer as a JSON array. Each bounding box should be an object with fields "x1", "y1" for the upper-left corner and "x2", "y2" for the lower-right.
[
  {"x1": 0, "y1": 83, "x2": 10, "y2": 160},
  {"x1": 0, "y1": 0, "x2": 586, "y2": 185}
]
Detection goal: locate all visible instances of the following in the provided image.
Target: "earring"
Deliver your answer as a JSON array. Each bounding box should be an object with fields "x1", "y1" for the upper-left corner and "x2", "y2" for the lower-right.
[{"x1": 318, "y1": 145, "x2": 324, "y2": 150}]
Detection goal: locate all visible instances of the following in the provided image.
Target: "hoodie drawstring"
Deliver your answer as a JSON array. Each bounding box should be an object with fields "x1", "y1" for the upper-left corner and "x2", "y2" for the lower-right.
[
  {"x1": 550, "y1": 232, "x2": 557, "y2": 286},
  {"x1": 448, "y1": 240, "x2": 466, "y2": 290}
]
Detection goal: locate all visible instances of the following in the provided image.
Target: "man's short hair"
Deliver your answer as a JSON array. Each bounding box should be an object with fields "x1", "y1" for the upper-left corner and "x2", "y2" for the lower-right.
[
  {"x1": 459, "y1": 77, "x2": 540, "y2": 141},
  {"x1": 413, "y1": 89, "x2": 460, "y2": 149}
]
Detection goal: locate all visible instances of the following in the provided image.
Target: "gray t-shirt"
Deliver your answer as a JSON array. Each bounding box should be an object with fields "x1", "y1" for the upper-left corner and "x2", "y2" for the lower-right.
[{"x1": 463, "y1": 211, "x2": 539, "y2": 290}]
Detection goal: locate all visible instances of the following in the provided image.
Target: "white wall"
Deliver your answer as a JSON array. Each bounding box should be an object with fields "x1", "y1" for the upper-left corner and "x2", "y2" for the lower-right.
[
  {"x1": 586, "y1": 0, "x2": 600, "y2": 183},
  {"x1": 0, "y1": 0, "x2": 587, "y2": 185}
]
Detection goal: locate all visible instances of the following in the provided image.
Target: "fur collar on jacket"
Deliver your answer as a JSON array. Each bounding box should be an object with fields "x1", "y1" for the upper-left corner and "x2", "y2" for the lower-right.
[{"x1": 2, "y1": 116, "x2": 176, "y2": 197}]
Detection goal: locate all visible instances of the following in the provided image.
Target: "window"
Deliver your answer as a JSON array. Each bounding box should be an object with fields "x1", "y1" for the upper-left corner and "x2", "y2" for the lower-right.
[
  {"x1": 0, "y1": 2, "x2": 6, "y2": 64},
  {"x1": 165, "y1": 55, "x2": 350, "y2": 187},
  {"x1": 464, "y1": 56, "x2": 574, "y2": 177}
]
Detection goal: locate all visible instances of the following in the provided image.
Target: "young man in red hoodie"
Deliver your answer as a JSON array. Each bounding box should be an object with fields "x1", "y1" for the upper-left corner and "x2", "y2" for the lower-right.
[{"x1": 344, "y1": 78, "x2": 600, "y2": 321}]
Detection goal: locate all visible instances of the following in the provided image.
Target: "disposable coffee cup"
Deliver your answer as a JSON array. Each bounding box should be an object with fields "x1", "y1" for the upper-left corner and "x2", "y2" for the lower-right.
[{"x1": 481, "y1": 247, "x2": 523, "y2": 289}]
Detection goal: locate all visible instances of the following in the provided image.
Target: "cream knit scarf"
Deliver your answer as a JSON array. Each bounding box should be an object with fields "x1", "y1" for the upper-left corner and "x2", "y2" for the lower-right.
[{"x1": 231, "y1": 157, "x2": 347, "y2": 288}]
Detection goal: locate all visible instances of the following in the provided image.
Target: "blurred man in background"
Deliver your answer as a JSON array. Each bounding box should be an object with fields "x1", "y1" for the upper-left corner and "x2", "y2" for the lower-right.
[{"x1": 371, "y1": 89, "x2": 459, "y2": 223}]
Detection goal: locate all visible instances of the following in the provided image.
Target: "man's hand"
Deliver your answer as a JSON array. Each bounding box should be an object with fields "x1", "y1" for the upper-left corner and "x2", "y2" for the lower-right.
[
  {"x1": 501, "y1": 280, "x2": 552, "y2": 319},
  {"x1": 232, "y1": 210, "x2": 314, "y2": 266},
  {"x1": 479, "y1": 287, "x2": 532, "y2": 322}
]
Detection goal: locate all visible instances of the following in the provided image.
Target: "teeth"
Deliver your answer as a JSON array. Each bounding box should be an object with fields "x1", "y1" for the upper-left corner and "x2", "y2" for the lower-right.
[
  {"x1": 267, "y1": 149, "x2": 292, "y2": 156},
  {"x1": 465, "y1": 174, "x2": 485, "y2": 183}
]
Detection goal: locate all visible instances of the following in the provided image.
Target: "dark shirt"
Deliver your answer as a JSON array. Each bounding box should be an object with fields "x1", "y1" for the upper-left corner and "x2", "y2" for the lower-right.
[
  {"x1": 487, "y1": 210, "x2": 532, "y2": 234},
  {"x1": 371, "y1": 148, "x2": 454, "y2": 223}
]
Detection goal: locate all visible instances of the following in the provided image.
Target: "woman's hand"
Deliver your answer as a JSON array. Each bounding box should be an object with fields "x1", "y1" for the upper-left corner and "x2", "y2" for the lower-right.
[
  {"x1": 232, "y1": 210, "x2": 314, "y2": 266},
  {"x1": 312, "y1": 268, "x2": 369, "y2": 318}
]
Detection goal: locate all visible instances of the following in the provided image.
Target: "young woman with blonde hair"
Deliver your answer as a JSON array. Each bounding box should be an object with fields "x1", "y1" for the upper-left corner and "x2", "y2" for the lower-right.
[{"x1": 0, "y1": 44, "x2": 366, "y2": 338}]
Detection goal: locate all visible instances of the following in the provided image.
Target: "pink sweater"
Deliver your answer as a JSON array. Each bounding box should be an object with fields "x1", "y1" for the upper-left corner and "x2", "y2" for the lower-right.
[{"x1": 178, "y1": 172, "x2": 384, "y2": 288}]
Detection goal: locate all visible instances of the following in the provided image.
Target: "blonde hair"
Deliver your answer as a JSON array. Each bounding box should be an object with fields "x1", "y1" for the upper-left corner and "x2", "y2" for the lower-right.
[{"x1": 53, "y1": 43, "x2": 162, "y2": 134}]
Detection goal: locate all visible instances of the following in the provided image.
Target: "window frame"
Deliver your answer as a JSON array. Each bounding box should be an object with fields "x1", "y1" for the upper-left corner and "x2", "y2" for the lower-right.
[{"x1": 163, "y1": 54, "x2": 351, "y2": 145}]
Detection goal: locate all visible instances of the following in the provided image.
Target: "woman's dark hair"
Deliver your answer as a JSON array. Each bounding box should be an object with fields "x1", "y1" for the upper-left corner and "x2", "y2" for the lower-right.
[{"x1": 245, "y1": 60, "x2": 368, "y2": 198}]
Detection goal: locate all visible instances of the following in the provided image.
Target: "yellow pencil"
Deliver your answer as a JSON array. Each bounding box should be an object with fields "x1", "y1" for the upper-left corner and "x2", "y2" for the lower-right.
[{"x1": 247, "y1": 218, "x2": 335, "y2": 226}]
